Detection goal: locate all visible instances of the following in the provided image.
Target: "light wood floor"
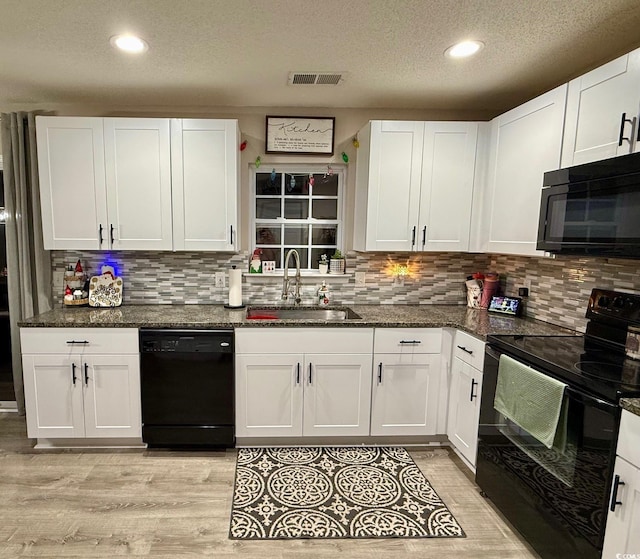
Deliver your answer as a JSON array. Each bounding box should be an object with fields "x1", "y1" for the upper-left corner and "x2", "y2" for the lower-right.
[{"x1": 0, "y1": 413, "x2": 540, "y2": 558}]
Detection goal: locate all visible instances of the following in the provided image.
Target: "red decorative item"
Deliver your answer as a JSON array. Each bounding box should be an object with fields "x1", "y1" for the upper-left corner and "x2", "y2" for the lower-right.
[
  {"x1": 240, "y1": 140, "x2": 247, "y2": 151},
  {"x1": 75, "y1": 260, "x2": 83, "y2": 273}
]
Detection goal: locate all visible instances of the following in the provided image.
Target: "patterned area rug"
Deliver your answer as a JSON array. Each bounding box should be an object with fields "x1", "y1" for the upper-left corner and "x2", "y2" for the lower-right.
[{"x1": 229, "y1": 446, "x2": 465, "y2": 540}]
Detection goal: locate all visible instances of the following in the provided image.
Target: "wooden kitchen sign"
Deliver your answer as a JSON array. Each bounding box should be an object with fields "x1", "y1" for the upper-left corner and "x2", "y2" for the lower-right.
[{"x1": 265, "y1": 116, "x2": 335, "y2": 155}]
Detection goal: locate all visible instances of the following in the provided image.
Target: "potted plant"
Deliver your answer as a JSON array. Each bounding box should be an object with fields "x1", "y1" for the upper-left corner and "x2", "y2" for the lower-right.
[
  {"x1": 329, "y1": 249, "x2": 345, "y2": 274},
  {"x1": 318, "y1": 253, "x2": 329, "y2": 274}
]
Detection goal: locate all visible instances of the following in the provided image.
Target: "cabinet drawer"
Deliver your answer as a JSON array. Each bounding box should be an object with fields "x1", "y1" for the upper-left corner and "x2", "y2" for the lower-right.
[
  {"x1": 236, "y1": 328, "x2": 374, "y2": 354},
  {"x1": 453, "y1": 330, "x2": 485, "y2": 369},
  {"x1": 374, "y1": 328, "x2": 442, "y2": 354},
  {"x1": 618, "y1": 410, "x2": 640, "y2": 466},
  {"x1": 20, "y1": 328, "x2": 139, "y2": 355}
]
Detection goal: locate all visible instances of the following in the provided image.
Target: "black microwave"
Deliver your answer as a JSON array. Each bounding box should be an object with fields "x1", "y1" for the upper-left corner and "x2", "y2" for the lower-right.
[{"x1": 537, "y1": 151, "x2": 640, "y2": 258}]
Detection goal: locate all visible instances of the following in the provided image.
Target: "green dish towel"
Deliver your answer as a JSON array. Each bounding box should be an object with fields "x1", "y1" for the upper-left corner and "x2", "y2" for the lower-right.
[{"x1": 494, "y1": 355, "x2": 567, "y2": 449}]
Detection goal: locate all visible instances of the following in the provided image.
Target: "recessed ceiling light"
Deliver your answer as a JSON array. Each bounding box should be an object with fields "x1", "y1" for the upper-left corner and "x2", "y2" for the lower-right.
[
  {"x1": 445, "y1": 40, "x2": 484, "y2": 59},
  {"x1": 110, "y1": 34, "x2": 148, "y2": 53}
]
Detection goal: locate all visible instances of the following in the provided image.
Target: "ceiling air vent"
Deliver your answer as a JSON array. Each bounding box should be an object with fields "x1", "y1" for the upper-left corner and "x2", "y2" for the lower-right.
[{"x1": 288, "y1": 72, "x2": 345, "y2": 86}]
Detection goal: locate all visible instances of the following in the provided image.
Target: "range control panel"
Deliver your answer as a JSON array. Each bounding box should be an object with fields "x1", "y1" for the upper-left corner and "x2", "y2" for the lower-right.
[{"x1": 587, "y1": 288, "x2": 640, "y2": 325}]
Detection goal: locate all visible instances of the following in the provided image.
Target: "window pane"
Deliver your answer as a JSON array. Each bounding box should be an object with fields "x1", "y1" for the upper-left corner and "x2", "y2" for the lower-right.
[
  {"x1": 311, "y1": 248, "x2": 334, "y2": 269},
  {"x1": 260, "y1": 247, "x2": 281, "y2": 267},
  {"x1": 312, "y1": 173, "x2": 338, "y2": 196},
  {"x1": 284, "y1": 247, "x2": 308, "y2": 268},
  {"x1": 256, "y1": 199, "x2": 281, "y2": 219},
  {"x1": 311, "y1": 225, "x2": 337, "y2": 245},
  {"x1": 284, "y1": 174, "x2": 308, "y2": 195},
  {"x1": 256, "y1": 173, "x2": 282, "y2": 195},
  {"x1": 284, "y1": 199, "x2": 309, "y2": 219},
  {"x1": 284, "y1": 225, "x2": 309, "y2": 245},
  {"x1": 312, "y1": 199, "x2": 337, "y2": 219},
  {"x1": 256, "y1": 226, "x2": 281, "y2": 245}
]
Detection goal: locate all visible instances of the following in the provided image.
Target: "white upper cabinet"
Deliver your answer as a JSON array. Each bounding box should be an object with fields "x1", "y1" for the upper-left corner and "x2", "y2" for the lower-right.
[
  {"x1": 478, "y1": 84, "x2": 567, "y2": 256},
  {"x1": 354, "y1": 120, "x2": 478, "y2": 252},
  {"x1": 36, "y1": 117, "x2": 108, "y2": 250},
  {"x1": 171, "y1": 119, "x2": 239, "y2": 251},
  {"x1": 36, "y1": 116, "x2": 240, "y2": 252},
  {"x1": 561, "y1": 48, "x2": 640, "y2": 168},
  {"x1": 104, "y1": 118, "x2": 173, "y2": 250}
]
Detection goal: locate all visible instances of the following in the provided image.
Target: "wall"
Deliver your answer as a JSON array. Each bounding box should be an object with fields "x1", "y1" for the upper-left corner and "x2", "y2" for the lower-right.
[{"x1": 490, "y1": 253, "x2": 640, "y2": 332}]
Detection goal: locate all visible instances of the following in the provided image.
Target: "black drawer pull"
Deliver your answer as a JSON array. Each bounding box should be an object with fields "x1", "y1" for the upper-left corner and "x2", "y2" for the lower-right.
[
  {"x1": 457, "y1": 345, "x2": 473, "y2": 355},
  {"x1": 84, "y1": 363, "x2": 89, "y2": 385},
  {"x1": 378, "y1": 362, "x2": 383, "y2": 384},
  {"x1": 71, "y1": 363, "x2": 77, "y2": 385},
  {"x1": 66, "y1": 340, "x2": 89, "y2": 345},
  {"x1": 610, "y1": 474, "x2": 625, "y2": 512},
  {"x1": 399, "y1": 340, "x2": 421, "y2": 344},
  {"x1": 470, "y1": 378, "x2": 478, "y2": 401}
]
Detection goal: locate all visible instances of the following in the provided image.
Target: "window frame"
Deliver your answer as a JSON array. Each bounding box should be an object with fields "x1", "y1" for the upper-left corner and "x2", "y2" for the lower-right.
[{"x1": 249, "y1": 163, "x2": 345, "y2": 271}]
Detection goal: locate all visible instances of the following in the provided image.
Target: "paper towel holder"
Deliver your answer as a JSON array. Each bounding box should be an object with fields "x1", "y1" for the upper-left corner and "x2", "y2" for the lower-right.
[{"x1": 224, "y1": 265, "x2": 246, "y2": 309}]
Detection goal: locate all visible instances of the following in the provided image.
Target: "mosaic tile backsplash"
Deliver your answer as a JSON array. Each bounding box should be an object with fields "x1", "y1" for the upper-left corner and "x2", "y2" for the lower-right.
[{"x1": 51, "y1": 250, "x2": 640, "y2": 332}]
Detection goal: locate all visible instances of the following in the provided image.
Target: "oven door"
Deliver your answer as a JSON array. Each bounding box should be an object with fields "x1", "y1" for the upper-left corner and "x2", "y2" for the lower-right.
[{"x1": 476, "y1": 346, "x2": 620, "y2": 559}]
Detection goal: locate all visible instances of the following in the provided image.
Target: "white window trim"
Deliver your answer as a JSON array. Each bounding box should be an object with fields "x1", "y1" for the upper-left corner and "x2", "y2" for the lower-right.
[{"x1": 249, "y1": 163, "x2": 346, "y2": 271}]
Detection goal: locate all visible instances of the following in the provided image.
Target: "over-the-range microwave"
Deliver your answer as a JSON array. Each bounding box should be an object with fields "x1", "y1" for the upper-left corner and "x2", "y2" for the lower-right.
[{"x1": 537, "y1": 151, "x2": 640, "y2": 258}]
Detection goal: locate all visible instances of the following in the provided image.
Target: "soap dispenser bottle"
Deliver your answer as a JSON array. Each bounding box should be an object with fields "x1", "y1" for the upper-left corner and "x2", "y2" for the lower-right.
[{"x1": 317, "y1": 281, "x2": 330, "y2": 306}]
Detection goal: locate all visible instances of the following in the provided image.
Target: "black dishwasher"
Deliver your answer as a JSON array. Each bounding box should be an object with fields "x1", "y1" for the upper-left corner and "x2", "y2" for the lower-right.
[{"x1": 140, "y1": 329, "x2": 234, "y2": 448}]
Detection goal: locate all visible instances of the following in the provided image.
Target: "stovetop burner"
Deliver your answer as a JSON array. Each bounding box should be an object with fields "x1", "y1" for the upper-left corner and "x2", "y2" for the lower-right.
[{"x1": 573, "y1": 360, "x2": 640, "y2": 388}]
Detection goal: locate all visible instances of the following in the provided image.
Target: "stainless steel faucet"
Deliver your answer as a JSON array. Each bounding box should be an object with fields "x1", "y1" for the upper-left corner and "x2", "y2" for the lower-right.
[{"x1": 282, "y1": 249, "x2": 302, "y2": 304}]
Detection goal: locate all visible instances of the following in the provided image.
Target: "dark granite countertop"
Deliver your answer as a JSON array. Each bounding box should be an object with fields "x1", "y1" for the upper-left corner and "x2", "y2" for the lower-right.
[
  {"x1": 621, "y1": 398, "x2": 640, "y2": 417},
  {"x1": 19, "y1": 304, "x2": 578, "y2": 340}
]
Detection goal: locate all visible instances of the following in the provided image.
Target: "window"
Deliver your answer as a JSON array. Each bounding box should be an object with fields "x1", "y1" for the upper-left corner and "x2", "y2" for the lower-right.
[{"x1": 251, "y1": 165, "x2": 344, "y2": 270}]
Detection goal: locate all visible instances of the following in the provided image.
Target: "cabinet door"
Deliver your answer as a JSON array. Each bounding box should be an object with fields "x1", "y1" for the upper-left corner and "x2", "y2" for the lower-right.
[
  {"x1": 303, "y1": 354, "x2": 373, "y2": 436},
  {"x1": 562, "y1": 49, "x2": 640, "y2": 167},
  {"x1": 370, "y1": 353, "x2": 441, "y2": 436},
  {"x1": 483, "y1": 85, "x2": 567, "y2": 256},
  {"x1": 602, "y1": 456, "x2": 640, "y2": 559},
  {"x1": 362, "y1": 121, "x2": 424, "y2": 251},
  {"x1": 82, "y1": 355, "x2": 141, "y2": 438},
  {"x1": 447, "y1": 357, "x2": 482, "y2": 468},
  {"x1": 103, "y1": 118, "x2": 173, "y2": 250},
  {"x1": 22, "y1": 355, "x2": 85, "y2": 438},
  {"x1": 235, "y1": 354, "x2": 303, "y2": 437},
  {"x1": 419, "y1": 122, "x2": 478, "y2": 251},
  {"x1": 36, "y1": 116, "x2": 107, "y2": 250},
  {"x1": 171, "y1": 119, "x2": 239, "y2": 251}
]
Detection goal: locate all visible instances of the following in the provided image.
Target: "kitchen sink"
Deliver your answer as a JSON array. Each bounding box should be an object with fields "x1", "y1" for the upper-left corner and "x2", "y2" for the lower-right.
[{"x1": 246, "y1": 307, "x2": 362, "y2": 321}]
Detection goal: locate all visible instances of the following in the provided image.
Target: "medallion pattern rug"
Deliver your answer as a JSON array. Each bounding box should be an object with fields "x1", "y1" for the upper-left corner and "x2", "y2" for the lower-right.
[{"x1": 229, "y1": 446, "x2": 465, "y2": 540}]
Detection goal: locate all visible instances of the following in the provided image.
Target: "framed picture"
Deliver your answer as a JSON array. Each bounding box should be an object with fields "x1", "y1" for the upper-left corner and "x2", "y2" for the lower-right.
[{"x1": 265, "y1": 116, "x2": 335, "y2": 155}]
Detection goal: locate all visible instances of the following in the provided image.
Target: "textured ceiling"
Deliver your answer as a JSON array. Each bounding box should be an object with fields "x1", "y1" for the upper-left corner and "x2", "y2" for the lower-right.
[{"x1": 1, "y1": 0, "x2": 640, "y2": 116}]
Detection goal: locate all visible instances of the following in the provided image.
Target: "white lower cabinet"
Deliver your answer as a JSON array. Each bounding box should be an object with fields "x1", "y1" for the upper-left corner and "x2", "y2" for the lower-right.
[
  {"x1": 602, "y1": 410, "x2": 640, "y2": 559},
  {"x1": 447, "y1": 330, "x2": 485, "y2": 469},
  {"x1": 20, "y1": 328, "x2": 141, "y2": 441},
  {"x1": 235, "y1": 328, "x2": 374, "y2": 438},
  {"x1": 370, "y1": 328, "x2": 444, "y2": 436}
]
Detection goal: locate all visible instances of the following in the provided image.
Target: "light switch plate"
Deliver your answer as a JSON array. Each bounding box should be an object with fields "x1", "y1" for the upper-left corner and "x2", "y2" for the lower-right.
[
  {"x1": 355, "y1": 271, "x2": 366, "y2": 285},
  {"x1": 215, "y1": 272, "x2": 226, "y2": 288}
]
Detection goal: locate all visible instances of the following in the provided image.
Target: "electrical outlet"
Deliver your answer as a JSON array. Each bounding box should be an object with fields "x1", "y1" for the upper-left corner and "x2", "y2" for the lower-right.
[
  {"x1": 355, "y1": 271, "x2": 366, "y2": 285},
  {"x1": 215, "y1": 272, "x2": 225, "y2": 288},
  {"x1": 54, "y1": 269, "x2": 64, "y2": 287}
]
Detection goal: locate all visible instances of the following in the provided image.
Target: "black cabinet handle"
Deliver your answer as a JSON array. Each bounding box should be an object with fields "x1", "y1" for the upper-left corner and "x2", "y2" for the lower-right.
[
  {"x1": 110, "y1": 224, "x2": 115, "y2": 245},
  {"x1": 610, "y1": 474, "x2": 625, "y2": 512},
  {"x1": 399, "y1": 340, "x2": 421, "y2": 344},
  {"x1": 411, "y1": 226, "x2": 416, "y2": 247},
  {"x1": 84, "y1": 363, "x2": 89, "y2": 385},
  {"x1": 230, "y1": 225, "x2": 234, "y2": 245},
  {"x1": 378, "y1": 362, "x2": 383, "y2": 384},
  {"x1": 98, "y1": 224, "x2": 104, "y2": 246},
  {"x1": 457, "y1": 345, "x2": 473, "y2": 355},
  {"x1": 308, "y1": 363, "x2": 313, "y2": 384},
  {"x1": 296, "y1": 363, "x2": 301, "y2": 385},
  {"x1": 618, "y1": 112, "x2": 634, "y2": 146},
  {"x1": 422, "y1": 226, "x2": 426, "y2": 247},
  {"x1": 71, "y1": 363, "x2": 77, "y2": 385},
  {"x1": 66, "y1": 340, "x2": 89, "y2": 345},
  {"x1": 470, "y1": 378, "x2": 478, "y2": 401}
]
